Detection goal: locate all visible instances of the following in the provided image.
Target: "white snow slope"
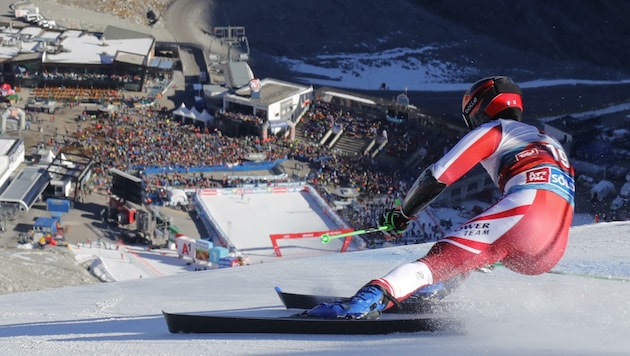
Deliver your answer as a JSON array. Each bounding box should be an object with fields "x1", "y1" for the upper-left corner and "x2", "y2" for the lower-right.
[{"x1": 0, "y1": 221, "x2": 628, "y2": 355}]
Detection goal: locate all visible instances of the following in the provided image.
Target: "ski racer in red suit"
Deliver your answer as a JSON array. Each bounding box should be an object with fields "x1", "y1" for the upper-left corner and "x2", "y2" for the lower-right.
[{"x1": 307, "y1": 76, "x2": 575, "y2": 319}]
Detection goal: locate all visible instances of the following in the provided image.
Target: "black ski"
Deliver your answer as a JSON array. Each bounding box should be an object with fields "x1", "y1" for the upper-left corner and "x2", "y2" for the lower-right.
[
  {"x1": 163, "y1": 287, "x2": 464, "y2": 334},
  {"x1": 274, "y1": 286, "x2": 452, "y2": 314},
  {"x1": 274, "y1": 286, "x2": 347, "y2": 309},
  {"x1": 162, "y1": 310, "x2": 463, "y2": 334}
]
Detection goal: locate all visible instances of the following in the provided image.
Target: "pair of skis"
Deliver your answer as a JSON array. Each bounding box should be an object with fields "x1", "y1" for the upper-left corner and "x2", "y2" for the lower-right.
[
  {"x1": 163, "y1": 222, "x2": 454, "y2": 335},
  {"x1": 163, "y1": 287, "x2": 463, "y2": 335}
]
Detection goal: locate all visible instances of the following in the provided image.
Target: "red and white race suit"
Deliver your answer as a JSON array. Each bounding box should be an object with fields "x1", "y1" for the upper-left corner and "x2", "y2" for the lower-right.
[{"x1": 374, "y1": 119, "x2": 575, "y2": 301}]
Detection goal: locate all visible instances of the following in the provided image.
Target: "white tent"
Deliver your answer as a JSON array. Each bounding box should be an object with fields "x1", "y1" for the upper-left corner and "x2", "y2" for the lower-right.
[
  {"x1": 40, "y1": 150, "x2": 56, "y2": 164},
  {"x1": 189, "y1": 107, "x2": 201, "y2": 119},
  {"x1": 195, "y1": 109, "x2": 214, "y2": 127},
  {"x1": 178, "y1": 105, "x2": 197, "y2": 124},
  {"x1": 172, "y1": 103, "x2": 190, "y2": 119},
  {"x1": 59, "y1": 153, "x2": 76, "y2": 168}
]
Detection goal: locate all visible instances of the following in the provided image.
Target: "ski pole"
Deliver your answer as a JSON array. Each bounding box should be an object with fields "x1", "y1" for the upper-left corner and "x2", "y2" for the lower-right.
[{"x1": 320, "y1": 225, "x2": 392, "y2": 244}]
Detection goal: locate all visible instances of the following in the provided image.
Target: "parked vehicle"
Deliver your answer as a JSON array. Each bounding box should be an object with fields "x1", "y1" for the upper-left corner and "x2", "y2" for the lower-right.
[
  {"x1": 37, "y1": 19, "x2": 56, "y2": 29},
  {"x1": 25, "y1": 13, "x2": 44, "y2": 23}
]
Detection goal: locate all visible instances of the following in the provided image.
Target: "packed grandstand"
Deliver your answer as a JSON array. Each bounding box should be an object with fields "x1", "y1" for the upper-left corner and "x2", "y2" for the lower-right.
[{"x1": 62, "y1": 92, "x2": 465, "y2": 248}]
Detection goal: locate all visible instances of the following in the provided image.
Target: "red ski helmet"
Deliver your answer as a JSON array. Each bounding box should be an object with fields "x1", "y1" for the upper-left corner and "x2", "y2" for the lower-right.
[{"x1": 461, "y1": 76, "x2": 523, "y2": 130}]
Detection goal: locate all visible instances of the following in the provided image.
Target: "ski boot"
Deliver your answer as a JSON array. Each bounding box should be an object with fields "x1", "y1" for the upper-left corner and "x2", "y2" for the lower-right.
[
  {"x1": 305, "y1": 284, "x2": 396, "y2": 320},
  {"x1": 406, "y1": 273, "x2": 469, "y2": 303}
]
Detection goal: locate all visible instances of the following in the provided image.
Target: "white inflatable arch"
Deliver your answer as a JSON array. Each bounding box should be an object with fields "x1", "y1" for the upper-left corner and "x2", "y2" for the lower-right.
[{"x1": 1, "y1": 107, "x2": 26, "y2": 132}]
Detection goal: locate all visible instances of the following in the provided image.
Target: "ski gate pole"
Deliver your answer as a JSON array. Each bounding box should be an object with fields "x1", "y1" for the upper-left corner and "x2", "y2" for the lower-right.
[{"x1": 320, "y1": 225, "x2": 392, "y2": 244}]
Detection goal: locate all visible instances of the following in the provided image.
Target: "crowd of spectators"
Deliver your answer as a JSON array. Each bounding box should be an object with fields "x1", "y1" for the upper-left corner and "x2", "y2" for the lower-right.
[
  {"x1": 15, "y1": 70, "x2": 144, "y2": 86},
  {"x1": 16, "y1": 71, "x2": 171, "y2": 107},
  {"x1": 301, "y1": 101, "x2": 384, "y2": 141},
  {"x1": 69, "y1": 110, "x2": 292, "y2": 184},
  {"x1": 30, "y1": 87, "x2": 122, "y2": 105},
  {"x1": 59, "y1": 95, "x2": 463, "y2": 246},
  {"x1": 217, "y1": 110, "x2": 265, "y2": 127}
]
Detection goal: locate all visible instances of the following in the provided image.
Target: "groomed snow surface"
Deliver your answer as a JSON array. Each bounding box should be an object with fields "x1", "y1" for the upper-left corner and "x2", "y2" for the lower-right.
[
  {"x1": 64, "y1": 187, "x2": 352, "y2": 285},
  {"x1": 0, "y1": 218, "x2": 628, "y2": 355},
  {"x1": 195, "y1": 187, "x2": 350, "y2": 263}
]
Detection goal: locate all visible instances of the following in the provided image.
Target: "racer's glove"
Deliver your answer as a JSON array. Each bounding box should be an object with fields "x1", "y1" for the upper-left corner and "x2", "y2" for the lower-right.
[{"x1": 379, "y1": 208, "x2": 411, "y2": 239}]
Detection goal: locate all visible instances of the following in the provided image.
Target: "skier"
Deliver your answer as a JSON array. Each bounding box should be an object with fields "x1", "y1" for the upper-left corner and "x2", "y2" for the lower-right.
[{"x1": 307, "y1": 76, "x2": 575, "y2": 319}]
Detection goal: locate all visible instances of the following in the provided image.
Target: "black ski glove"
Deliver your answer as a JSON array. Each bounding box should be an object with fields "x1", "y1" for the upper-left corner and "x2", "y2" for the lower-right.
[{"x1": 379, "y1": 208, "x2": 411, "y2": 238}]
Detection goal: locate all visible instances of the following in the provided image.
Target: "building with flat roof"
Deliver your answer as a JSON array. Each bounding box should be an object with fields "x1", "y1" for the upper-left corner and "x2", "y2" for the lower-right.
[
  {"x1": 0, "y1": 137, "x2": 24, "y2": 188},
  {"x1": 1, "y1": 23, "x2": 174, "y2": 92},
  {"x1": 0, "y1": 165, "x2": 48, "y2": 212},
  {"x1": 218, "y1": 78, "x2": 313, "y2": 138}
]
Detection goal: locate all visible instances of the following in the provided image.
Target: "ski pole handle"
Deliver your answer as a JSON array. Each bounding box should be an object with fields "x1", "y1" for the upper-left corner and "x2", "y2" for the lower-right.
[{"x1": 320, "y1": 225, "x2": 392, "y2": 244}]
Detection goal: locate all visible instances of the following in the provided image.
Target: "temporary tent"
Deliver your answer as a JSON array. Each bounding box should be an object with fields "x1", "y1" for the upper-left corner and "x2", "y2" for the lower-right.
[
  {"x1": 172, "y1": 103, "x2": 190, "y2": 120},
  {"x1": 167, "y1": 188, "x2": 188, "y2": 206},
  {"x1": 181, "y1": 106, "x2": 198, "y2": 124},
  {"x1": 189, "y1": 107, "x2": 201, "y2": 119},
  {"x1": 40, "y1": 150, "x2": 56, "y2": 164},
  {"x1": 0, "y1": 83, "x2": 15, "y2": 96},
  {"x1": 195, "y1": 109, "x2": 214, "y2": 127}
]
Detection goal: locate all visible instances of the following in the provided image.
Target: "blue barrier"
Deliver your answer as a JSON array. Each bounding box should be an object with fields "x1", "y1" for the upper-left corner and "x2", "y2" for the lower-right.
[{"x1": 134, "y1": 159, "x2": 287, "y2": 175}]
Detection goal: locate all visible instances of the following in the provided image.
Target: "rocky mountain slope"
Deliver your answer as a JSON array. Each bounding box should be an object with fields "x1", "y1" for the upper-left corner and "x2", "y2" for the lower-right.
[{"x1": 207, "y1": 0, "x2": 630, "y2": 82}]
